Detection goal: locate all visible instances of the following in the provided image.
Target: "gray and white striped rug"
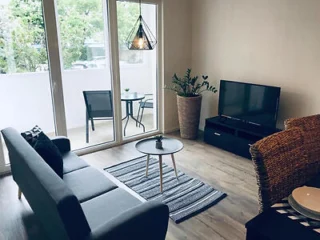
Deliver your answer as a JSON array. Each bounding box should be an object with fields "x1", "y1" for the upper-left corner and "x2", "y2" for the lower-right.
[{"x1": 104, "y1": 155, "x2": 227, "y2": 223}]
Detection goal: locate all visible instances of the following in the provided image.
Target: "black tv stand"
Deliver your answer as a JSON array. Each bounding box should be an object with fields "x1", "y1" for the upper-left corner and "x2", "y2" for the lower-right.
[{"x1": 204, "y1": 116, "x2": 281, "y2": 159}]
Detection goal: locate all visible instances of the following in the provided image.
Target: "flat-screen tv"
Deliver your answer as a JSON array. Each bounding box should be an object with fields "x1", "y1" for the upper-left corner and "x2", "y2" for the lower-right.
[{"x1": 218, "y1": 80, "x2": 281, "y2": 127}]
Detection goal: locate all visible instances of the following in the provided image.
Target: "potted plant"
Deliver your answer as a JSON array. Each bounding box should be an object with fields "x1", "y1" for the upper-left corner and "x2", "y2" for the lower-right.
[
  {"x1": 124, "y1": 88, "x2": 130, "y2": 97},
  {"x1": 155, "y1": 135, "x2": 163, "y2": 149},
  {"x1": 165, "y1": 68, "x2": 217, "y2": 139}
]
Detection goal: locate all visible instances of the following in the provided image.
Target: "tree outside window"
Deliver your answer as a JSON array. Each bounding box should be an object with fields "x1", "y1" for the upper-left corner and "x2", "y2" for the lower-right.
[{"x1": 0, "y1": 0, "x2": 141, "y2": 74}]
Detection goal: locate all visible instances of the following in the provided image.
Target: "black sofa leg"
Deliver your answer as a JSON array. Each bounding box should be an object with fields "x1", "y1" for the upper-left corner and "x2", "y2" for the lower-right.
[{"x1": 18, "y1": 187, "x2": 22, "y2": 200}]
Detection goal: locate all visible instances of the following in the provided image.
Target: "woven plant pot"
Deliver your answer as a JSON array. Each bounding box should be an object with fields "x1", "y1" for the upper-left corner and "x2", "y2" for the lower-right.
[{"x1": 177, "y1": 95, "x2": 202, "y2": 139}]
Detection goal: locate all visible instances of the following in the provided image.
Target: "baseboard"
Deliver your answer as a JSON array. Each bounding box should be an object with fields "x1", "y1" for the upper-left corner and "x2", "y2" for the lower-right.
[
  {"x1": 163, "y1": 126, "x2": 180, "y2": 134},
  {"x1": 0, "y1": 166, "x2": 11, "y2": 177}
]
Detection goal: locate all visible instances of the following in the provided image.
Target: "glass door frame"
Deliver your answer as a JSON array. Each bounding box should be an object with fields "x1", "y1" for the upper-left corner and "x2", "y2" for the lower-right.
[
  {"x1": 77, "y1": 0, "x2": 164, "y2": 155},
  {"x1": 107, "y1": 0, "x2": 163, "y2": 147},
  {"x1": 0, "y1": 137, "x2": 10, "y2": 174},
  {"x1": 0, "y1": 0, "x2": 163, "y2": 174}
]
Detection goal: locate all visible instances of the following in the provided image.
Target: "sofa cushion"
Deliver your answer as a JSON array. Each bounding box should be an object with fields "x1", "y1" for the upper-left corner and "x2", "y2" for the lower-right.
[
  {"x1": 21, "y1": 125, "x2": 42, "y2": 147},
  {"x1": 81, "y1": 188, "x2": 141, "y2": 230},
  {"x1": 62, "y1": 152, "x2": 89, "y2": 174},
  {"x1": 63, "y1": 167, "x2": 117, "y2": 203},
  {"x1": 33, "y1": 132, "x2": 64, "y2": 178}
]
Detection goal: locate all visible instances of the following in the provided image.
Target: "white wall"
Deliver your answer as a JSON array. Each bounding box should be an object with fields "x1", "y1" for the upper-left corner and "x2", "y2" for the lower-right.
[
  {"x1": 0, "y1": 72, "x2": 55, "y2": 132},
  {"x1": 163, "y1": 0, "x2": 193, "y2": 132},
  {"x1": 192, "y1": 0, "x2": 320, "y2": 130}
]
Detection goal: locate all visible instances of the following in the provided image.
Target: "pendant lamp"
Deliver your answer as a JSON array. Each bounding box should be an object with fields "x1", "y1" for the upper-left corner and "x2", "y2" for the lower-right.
[{"x1": 126, "y1": 0, "x2": 157, "y2": 50}]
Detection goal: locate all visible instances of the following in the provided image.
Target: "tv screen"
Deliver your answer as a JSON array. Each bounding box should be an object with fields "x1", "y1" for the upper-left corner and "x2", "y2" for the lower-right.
[{"x1": 218, "y1": 80, "x2": 281, "y2": 127}]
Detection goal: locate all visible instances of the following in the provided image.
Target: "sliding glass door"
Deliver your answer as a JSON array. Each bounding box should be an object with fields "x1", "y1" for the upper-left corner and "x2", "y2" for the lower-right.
[
  {"x1": 0, "y1": 0, "x2": 56, "y2": 172},
  {"x1": 117, "y1": 0, "x2": 159, "y2": 138},
  {"x1": 56, "y1": 0, "x2": 115, "y2": 149},
  {"x1": 0, "y1": 0, "x2": 162, "y2": 173}
]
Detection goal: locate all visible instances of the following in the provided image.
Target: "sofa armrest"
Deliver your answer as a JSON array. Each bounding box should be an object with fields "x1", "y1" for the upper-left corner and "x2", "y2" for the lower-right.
[
  {"x1": 51, "y1": 136, "x2": 71, "y2": 154},
  {"x1": 90, "y1": 201, "x2": 169, "y2": 240}
]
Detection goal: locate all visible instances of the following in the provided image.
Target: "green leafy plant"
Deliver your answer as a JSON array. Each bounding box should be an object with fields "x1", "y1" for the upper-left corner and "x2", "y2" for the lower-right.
[
  {"x1": 155, "y1": 135, "x2": 163, "y2": 142},
  {"x1": 0, "y1": 0, "x2": 139, "y2": 73},
  {"x1": 124, "y1": 88, "x2": 130, "y2": 92},
  {"x1": 165, "y1": 68, "x2": 217, "y2": 97}
]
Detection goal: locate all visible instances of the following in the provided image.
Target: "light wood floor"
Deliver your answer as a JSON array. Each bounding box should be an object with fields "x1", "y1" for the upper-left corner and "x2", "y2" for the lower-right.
[{"x1": 0, "y1": 131, "x2": 259, "y2": 240}]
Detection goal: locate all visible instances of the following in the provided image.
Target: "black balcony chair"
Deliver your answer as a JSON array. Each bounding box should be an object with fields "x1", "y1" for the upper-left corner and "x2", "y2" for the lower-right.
[
  {"x1": 136, "y1": 94, "x2": 154, "y2": 127},
  {"x1": 83, "y1": 90, "x2": 113, "y2": 143}
]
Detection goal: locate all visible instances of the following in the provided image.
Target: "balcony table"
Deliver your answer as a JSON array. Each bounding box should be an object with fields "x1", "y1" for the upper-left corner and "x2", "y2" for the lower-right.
[{"x1": 121, "y1": 93, "x2": 145, "y2": 136}]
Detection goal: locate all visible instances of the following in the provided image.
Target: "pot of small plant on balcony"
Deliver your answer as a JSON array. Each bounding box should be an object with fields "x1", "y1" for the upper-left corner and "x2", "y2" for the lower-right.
[{"x1": 165, "y1": 68, "x2": 217, "y2": 139}]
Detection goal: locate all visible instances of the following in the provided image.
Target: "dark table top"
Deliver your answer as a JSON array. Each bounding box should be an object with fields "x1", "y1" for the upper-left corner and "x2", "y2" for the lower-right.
[{"x1": 121, "y1": 93, "x2": 145, "y2": 101}]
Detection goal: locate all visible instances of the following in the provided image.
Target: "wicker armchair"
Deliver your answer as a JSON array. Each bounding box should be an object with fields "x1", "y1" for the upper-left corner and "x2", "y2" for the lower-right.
[
  {"x1": 285, "y1": 114, "x2": 320, "y2": 130},
  {"x1": 285, "y1": 114, "x2": 320, "y2": 179},
  {"x1": 250, "y1": 128, "x2": 310, "y2": 212}
]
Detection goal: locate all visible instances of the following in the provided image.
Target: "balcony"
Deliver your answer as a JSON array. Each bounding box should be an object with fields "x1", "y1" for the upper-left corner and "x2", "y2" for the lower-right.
[{"x1": 0, "y1": 65, "x2": 157, "y2": 165}]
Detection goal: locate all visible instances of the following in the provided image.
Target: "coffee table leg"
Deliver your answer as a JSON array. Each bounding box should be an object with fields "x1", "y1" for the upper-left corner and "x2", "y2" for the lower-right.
[
  {"x1": 171, "y1": 154, "x2": 178, "y2": 179},
  {"x1": 146, "y1": 154, "x2": 150, "y2": 176},
  {"x1": 159, "y1": 155, "x2": 163, "y2": 192}
]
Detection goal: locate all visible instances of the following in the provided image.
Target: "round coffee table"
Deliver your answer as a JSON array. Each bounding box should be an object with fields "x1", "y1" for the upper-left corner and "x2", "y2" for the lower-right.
[{"x1": 135, "y1": 137, "x2": 184, "y2": 192}]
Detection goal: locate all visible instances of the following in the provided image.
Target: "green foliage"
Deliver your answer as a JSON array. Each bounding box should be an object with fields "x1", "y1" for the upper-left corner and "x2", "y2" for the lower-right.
[
  {"x1": 155, "y1": 135, "x2": 163, "y2": 142},
  {"x1": 0, "y1": 0, "x2": 47, "y2": 72},
  {"x1": 117, "y1": 2, "x2": 139, "y2": 48},
  {"x1": 0, "y1": 0, "x2": 139, "y2": 73},
  {"x1": 165, "y1": 69, "x2": 218, "y2": 97},
  {"x1": 57, "y1": 0, "x2": 105, "y2": 68}
]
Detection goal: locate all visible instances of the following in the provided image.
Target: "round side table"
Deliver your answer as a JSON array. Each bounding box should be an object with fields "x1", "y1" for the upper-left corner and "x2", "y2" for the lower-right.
[
  {"x1": 135, "y1": 137, "x2": 184, "y2": 192},
  {"x1": 121, "y1": 93, "x2": 145, "y2": 136}
]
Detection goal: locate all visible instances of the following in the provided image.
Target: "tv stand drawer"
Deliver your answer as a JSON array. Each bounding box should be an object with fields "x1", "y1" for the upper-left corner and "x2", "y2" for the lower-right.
[
  {"x1": 204, "y1": 116, "x2": 280, "y2": 159},
  {"x1": 204, "y1": 126, "x2": 255, "y2": 159},
  {"x1": 204, "y1": 128, "x2": 238, "y2": 152}
]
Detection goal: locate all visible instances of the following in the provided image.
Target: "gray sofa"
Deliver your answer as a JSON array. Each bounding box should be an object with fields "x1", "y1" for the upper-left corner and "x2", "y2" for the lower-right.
[{"x1": 1, "y1": 127, "x2": 169, "y2": 240}]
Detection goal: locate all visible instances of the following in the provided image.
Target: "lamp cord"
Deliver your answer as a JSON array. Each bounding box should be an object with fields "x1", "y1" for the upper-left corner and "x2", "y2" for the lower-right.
[{"x1": 139, "y1": 0, "x2": 142, "y2": 16}]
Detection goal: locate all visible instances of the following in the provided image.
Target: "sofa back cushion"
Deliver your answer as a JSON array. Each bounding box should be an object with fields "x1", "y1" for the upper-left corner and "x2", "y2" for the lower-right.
[
  {"x1": 1, "y1": 128, "x2": 91, "y2": 240},
  {"x1": 33, "y1": 132, "x2": 64, "y2": 178},
  {"x1": 21, "y1": 125, "x2": 43, "y2": 146}
]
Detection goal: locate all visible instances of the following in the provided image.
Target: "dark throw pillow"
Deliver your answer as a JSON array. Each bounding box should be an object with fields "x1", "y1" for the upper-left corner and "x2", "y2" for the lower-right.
[
  {"x1": 21, "y1": 125, "x2": 43, "y2": 147},
  {"x1": 33, "y1": 132, "x2": 64, "y2": 178}
]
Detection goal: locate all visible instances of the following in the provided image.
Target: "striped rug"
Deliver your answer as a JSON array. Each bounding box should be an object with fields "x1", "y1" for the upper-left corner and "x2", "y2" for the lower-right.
[{"x1": 104, "y1": 155, "x2": 227, "y2": 223}]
